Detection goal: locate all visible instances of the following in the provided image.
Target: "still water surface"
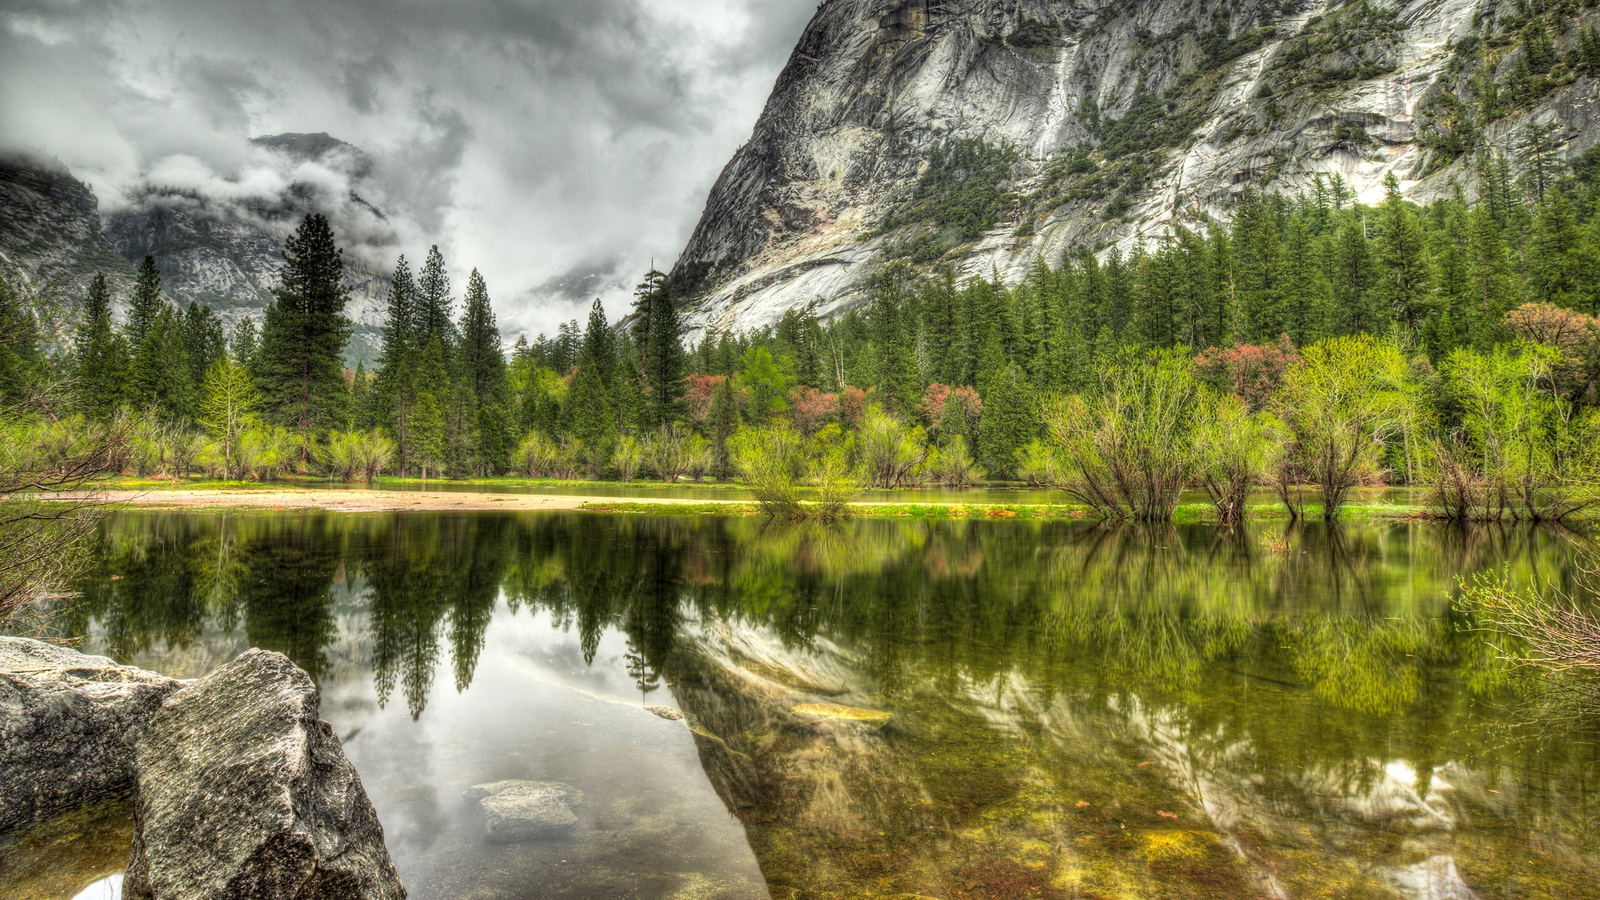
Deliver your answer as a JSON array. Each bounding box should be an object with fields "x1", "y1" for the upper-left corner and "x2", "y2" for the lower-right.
[{"x1": 4, "y1": 511, "x2": 1599, "y2": 899}]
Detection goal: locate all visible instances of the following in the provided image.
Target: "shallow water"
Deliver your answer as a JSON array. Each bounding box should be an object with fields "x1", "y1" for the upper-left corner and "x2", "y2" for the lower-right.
[{"x1": 5, "y1": 512, "x2": 1600, "y2": 899}]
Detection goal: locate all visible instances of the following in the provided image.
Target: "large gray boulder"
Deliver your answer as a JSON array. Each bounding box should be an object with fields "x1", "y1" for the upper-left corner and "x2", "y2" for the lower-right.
[
  {"x1": 124, "y1": 649, "x2": 405, "y2": 900},
  {"x1": 0, "y1": 637, "x2": 181, "y2": 834}
]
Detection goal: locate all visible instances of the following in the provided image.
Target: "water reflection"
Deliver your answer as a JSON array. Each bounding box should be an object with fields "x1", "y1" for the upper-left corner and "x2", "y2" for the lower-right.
[{"x1": 40, "y1": 513, "x2": 1600, "y2": 898}]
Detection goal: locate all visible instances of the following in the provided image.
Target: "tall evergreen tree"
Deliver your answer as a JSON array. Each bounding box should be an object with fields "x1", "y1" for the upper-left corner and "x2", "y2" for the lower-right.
[
  {"x1": 1331, "y1": 216, "x2": 1382, "y2": 335},
  {"x1": 232, "y1": 316, "x2": 260, "y2": 374},
  {"x1": 128, "y1": 304, "x2": 193, "y2": 418},
  {"x1": 73, "y1": 274, "x2": 127, "y2": 419},
  {"x1": 870, "y1": 270, "x2": 921, "y2": 415},
  {"x1": 1375, "y1": 177, "x2": 1433, "y2": 332},
  {"x1": 1233, "y1": 190, "x2": 1287, "y2": 342},
  {"x1": 977, "y1": 363, "x2": 1038, "y2": 480},
  {"x1": 708, "y1": 376, "x2": 741, "y2": 480},
  {"x1": 417, "y1": 245, "x2": 454, "y2": 348},
  {"x1": 182, "y1": 302, "x2": 226, "y2": 390},
  {"x1": 459, "y1": 269, "x2": 512, "y2": 474},
  {"x1": 256, "y1": 214, "x2": 353, "y2": 459},
  {"x1": 635, "y1": 270, "x2": 688, "y2": 429},
  {"x1": 127, "y1": 255, "x2": 163, "y2": 355}
]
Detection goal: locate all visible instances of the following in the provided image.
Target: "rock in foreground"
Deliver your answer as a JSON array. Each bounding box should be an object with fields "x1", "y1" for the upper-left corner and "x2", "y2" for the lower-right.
[
  {"x1": 466, "y1": 781, "x2": 583, "y2": 842},
  {"x1": 0, "y1": 638, "x2": 180, "y2": 834},
  {"x1": 124, "y1": 649, "x2": 405, "y2": 900}
]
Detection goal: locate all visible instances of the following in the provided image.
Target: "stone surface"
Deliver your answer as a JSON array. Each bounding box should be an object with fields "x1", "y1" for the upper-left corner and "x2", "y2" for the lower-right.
[
  {"x1": 466, "y1": 781, "x2": 584, "y2": 842},
  {"x1": 123, "y1": 649, "x2": 405, "y2": 900},
  {"x1": 0, "y1": 638, "x2": 181, "y2": 835},
  {"x1": 645, "y1": 705, "x2": 685, "y2": 721}
]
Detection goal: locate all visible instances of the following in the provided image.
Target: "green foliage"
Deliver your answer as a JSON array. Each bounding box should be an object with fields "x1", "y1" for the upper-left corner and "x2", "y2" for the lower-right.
[
  {"x1": 730, "y1": 423, "x2": 862, "y2": 521},
  {"x1": 1268, "y1": 2, "x2": 1404, "y2": 92},
  {"x1": 73, "y1": 274, "x2": 127, "y2": 419},
  {"x1": 1192, "y1": 391, "x2": 1285, "y2": 525},
  {"x1": 1043, "y1": 350, "x2": 1203, "y2": 521},
  {"x1": 318, "y1": 430, "x2": 397, "y2": 483},
  {"x1": 1434, "y1": 343, "x2": 1598, "y2": 521},
  {"x1": 257, "y1": 214, "x2": 353, "y2": 448},
  {"x1": 888, "y1": 139, "x2": 1020, "y2": 241},
  {"x1": 1276, "y1": 335, "x2": 1416, "y2": 520},
  {"x1": 196, "y1": 357, "x2": 259, "y2": 480},
  {"x1": 977, "y1": 363, "x2": 1039, "y2": 480},
  {"x1": 857, "y1": 405, "x2": 927, "y2": 489}
]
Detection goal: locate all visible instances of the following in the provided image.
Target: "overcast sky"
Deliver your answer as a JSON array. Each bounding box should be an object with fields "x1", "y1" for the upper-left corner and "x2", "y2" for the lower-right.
[{"x1": 0, "y1": 0, "x2": 815, "y2": 338}]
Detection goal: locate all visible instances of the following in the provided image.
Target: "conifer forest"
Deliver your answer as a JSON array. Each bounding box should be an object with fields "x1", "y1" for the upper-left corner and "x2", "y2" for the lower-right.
[{"x1": 5, "y1": 155, "x2": 1599, "y2": 527}]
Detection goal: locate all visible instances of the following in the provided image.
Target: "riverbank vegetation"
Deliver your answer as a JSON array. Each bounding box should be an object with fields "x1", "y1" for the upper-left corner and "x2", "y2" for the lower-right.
[{"x1": 6, "y1": 152, "x2": 1600, "y2": 524}]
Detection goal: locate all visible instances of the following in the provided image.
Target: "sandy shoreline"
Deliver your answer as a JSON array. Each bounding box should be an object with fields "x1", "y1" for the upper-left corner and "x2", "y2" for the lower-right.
[{"x1": 54, "y1": 489, "x2": 746, "y2": 514}]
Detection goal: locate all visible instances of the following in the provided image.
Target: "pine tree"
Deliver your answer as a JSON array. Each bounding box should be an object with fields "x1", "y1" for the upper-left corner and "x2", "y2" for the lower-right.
[
  {"x1": 708, "y1": 376, "x2": 741, "y2": 480},
  {"x1": 232, "y1": 316, "x2": 260, "y2": 374},
  {"x1": 128, "y1": 304, "x2": 193, "y2": 418},
  {"x1": 0, "y1": 276, "x2": 43, "y2": 403},
  {"x1": 1331, "y1": 216, "x2": 1382, "y2": 335},
  {"x1": 581, "y1": 299, "x2": 617, "y2": 390},
  {"x1": 73, "y1": 274, "x2": 127, "y2": 419},
  {"x1": 1282, "y1": 216, "x2": 1331, "y2": 345},
  {"x1": 1528, "y1": 190, "x2": 1584, "y2": 308},
  {"x1": 127, "y1": 255, "x2": 163, "y2": 355},
  {"x1": 1233, "y1": 190, "x2": 1287, "y2": 342},
  {"x1": 374, "y1": 255, "x2": 417, "y2": 436},
  {"x1": 410, "y1": 335, "x2": 451, "y2": 478},
  {"x1": 1465, "y1": 203, "x2": 1514, "y2": 348},
  {"x1": 870, "y1": 270, "x2": 921, "y2": 415},
  {"x1": 256, "y1": 214, "x2": 353, "y2": 460},
  {"x1": 1375, "y1": 176, "x2": 1434, "y2": 332},
  {"x1": 182, "y1": 302, "x2": 226, "y2": 390},
  {"x1": 977, "y1": 363, "x2": 1038, "y2": 480},
  {"x1": 417, "y1": 245, "x2": 454, "y2": 348},
  {"x1": 635, "y1": 270, "x2": 688, "y2": 429},
  {"x1": 351, "y1": 360, "x2": 374, "y2": 430},
  {"x1": 459, "y1": 270, "x2": 512, "y2": 474},
  {"x1": 567, "y1": 362, "x2": 617, "y2": 470}
]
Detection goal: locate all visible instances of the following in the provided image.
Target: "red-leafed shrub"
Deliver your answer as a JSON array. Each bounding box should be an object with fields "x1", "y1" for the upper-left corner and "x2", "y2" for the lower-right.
[
  {"x1": 1194, "y1": 337, "x2": 1301, "y2": 411},
  {"x1": 686, "y1": 375, "x2": 726, "y2": 425},
  {"x1": 789, "y1": 387, "x2": 840, "y2": 436}
]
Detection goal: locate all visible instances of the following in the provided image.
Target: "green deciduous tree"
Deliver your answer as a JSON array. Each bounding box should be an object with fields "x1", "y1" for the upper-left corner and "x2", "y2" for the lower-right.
[{"x1": 197, "y1": 357, "x2": 260, "y2": 480}]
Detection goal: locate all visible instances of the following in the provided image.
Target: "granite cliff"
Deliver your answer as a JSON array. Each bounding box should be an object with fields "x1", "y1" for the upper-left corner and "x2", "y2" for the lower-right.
[{"x1": 672, "y1": 0, "x2": 1600, "y2": 336}]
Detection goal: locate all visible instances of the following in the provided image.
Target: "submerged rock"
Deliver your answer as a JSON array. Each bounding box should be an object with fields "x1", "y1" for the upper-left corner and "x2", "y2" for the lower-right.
[
  {"x1": 466, "y1": 781, "x2": 583, "y2": 842},
  {"x1": 123, "y1": 649, "x2": 405, "y2": 900},
  {"x1": 0, "y1": 638, "x2": 180, "y2": 834},
  {"x1": 792, "y1": 702, "x2": 892, "y2": 730}
]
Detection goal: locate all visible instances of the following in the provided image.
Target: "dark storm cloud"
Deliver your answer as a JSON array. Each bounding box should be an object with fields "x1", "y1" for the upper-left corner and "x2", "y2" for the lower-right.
[{"x1": 0, "y1": 0, "x2": 817, "y2": 336}]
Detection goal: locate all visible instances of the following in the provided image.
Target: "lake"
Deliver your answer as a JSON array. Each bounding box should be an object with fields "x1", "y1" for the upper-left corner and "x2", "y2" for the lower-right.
[{"x1": 4, "y1": 510, "x2": 1599, "y2": 899}]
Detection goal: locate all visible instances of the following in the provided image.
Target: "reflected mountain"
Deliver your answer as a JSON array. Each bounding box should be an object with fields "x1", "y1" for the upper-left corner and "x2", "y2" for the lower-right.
[{"x1": 57, "y1": 512, "x2": 1600, "y2": 899}]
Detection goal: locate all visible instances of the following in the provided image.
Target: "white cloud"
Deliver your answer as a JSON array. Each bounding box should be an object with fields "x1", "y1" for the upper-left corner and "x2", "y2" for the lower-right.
[{"x1": 0, "y1": 0, "x2": 816, "y2": 337}]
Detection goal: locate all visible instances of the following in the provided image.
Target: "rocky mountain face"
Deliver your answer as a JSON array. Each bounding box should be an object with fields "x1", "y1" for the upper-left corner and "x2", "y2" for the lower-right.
[
  {"x1": 0, "y1": 154, "x2": 136, "y2": 300},
  {"x1": 673, "y1": 0, "x2": 1600, "y2": 336},
  {"x1": 0, "y1": 134, "x2": 395, "y2": 360}
]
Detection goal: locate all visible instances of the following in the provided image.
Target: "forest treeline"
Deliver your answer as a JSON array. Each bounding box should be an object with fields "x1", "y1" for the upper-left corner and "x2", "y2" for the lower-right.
[{"x1": 4, "y1": 149, "x2": 1600, "y2": 524}]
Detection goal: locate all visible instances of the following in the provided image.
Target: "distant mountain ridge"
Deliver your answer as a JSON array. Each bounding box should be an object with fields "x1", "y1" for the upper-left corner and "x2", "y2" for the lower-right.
[{"x1": 0, "y1": 133, "x2": 395, "y2": 362}]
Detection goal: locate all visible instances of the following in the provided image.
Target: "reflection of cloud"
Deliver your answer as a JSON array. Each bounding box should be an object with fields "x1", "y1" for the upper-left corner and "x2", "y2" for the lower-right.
[{"x1": 0, "y1": 0, "x2": 818, "y2": 337}]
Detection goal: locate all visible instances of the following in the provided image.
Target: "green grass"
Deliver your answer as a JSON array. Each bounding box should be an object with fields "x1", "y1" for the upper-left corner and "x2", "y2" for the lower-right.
[{"x1": 578, "y1": 498, "x2": 1437, "y2": 523}]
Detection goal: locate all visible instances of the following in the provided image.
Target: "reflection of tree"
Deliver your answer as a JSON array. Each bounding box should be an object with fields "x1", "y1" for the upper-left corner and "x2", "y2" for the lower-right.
[
  {"x1": 232, "y1": 515, "x2": 342, "y2": 683},
  {"x1": 361, "y1": 514, "x2": 510, "y2": 718},
  {"x1": 70, "y1": 513, "x2": 341, "y2": 680}
]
